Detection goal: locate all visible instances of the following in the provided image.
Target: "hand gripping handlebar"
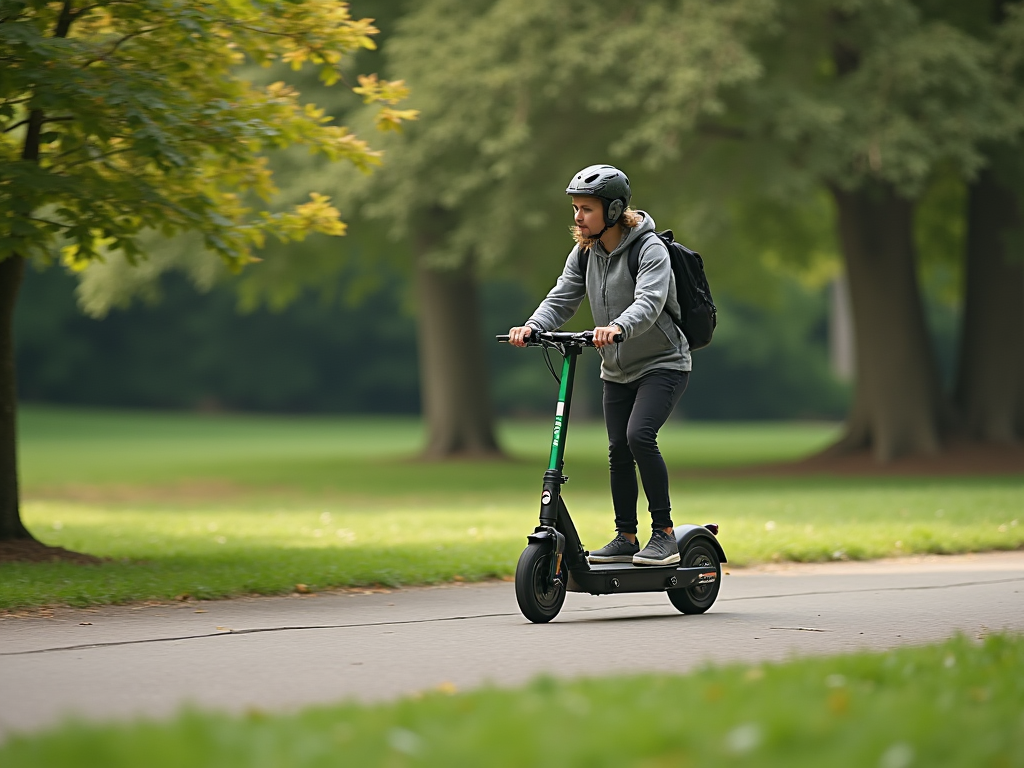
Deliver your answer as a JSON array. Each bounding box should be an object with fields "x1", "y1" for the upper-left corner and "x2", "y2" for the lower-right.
[{"x1": 495, "y1": 330, "x2": 623, "y2": 346}]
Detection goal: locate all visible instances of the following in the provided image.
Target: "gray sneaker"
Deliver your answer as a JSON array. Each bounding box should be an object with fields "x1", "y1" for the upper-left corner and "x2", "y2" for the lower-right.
[
  {"x1": 633, "y1": 530, "x2": 680, "y2": 566},
  {"x1": 588, "y1": 533, "x2": 640, "y2": 564}
]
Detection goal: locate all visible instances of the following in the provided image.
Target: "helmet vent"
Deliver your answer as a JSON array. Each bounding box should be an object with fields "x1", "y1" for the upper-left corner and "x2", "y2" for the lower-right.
[{"x1": 585, "y1": 174, "x2": 599, "y2": 183}]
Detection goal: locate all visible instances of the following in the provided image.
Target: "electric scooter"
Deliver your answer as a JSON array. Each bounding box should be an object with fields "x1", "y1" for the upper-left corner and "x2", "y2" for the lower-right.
[{"x1": 497, "y1": 329, "x2": 727, "y2": 624}]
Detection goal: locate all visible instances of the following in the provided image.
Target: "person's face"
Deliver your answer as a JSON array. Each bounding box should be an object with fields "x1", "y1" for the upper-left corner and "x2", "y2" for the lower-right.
[{"x1": 571, "y1": 195, "x2": 605, "y2": 237}]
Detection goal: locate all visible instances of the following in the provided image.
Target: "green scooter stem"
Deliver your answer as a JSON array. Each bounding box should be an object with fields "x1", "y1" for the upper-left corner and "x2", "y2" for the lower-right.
[
  {"x1": 548, "y1": 350, "x2": 576, "y2": 471},
  {"x1": 539, "y1": 347, "x2": 579, "y2": 528}
]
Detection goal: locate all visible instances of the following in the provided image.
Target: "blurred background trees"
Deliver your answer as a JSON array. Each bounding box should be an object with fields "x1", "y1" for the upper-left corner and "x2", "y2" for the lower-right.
[{"x1": 13, "y1": 0, "x2": 1024, "y2": 464}]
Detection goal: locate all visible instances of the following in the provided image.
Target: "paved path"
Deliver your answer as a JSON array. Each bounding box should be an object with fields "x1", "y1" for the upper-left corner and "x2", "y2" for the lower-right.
[{"x1": 2, "y1": 552, "x2": 1023, "y2": 737}]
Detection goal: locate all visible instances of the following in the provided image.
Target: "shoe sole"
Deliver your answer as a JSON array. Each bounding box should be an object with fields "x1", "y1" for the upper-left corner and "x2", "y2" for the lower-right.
[
  {"x1": 632, "y1": 553, "x2": 681, "y2": 567},
  {"x1": 588, "y1": 554, "x2": 637, "y2": 564}
]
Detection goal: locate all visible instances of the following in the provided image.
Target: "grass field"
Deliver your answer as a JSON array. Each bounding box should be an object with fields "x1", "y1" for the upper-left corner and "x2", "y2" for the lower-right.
[
  {"x1": 19, "y1": 406, "x2": 842, "y2": 490},
  {"x1": 6, "y1": 406, "x2": 1023, "y2": 610},
  {"x1": 1, "y1": 633, "x2": 1021, "y2": 766}
]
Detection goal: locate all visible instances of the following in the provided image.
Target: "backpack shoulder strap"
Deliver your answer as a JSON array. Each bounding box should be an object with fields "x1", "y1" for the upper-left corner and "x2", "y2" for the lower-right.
[
  {"x1": 626, "y1": 231, "x2": 665, "y2": 281},
  {"x1": 578, "y1": 246, "x2": 590, "y2": 276}
]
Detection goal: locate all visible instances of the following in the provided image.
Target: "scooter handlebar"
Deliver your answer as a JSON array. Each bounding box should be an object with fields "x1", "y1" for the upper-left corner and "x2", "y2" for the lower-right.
[{"x1": 495, "y1": 330, "x2": 623, "y2": 346}]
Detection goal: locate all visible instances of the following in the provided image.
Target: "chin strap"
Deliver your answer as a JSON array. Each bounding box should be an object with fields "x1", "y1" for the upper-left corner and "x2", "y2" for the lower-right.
[{"x1": 592, "y1": 199, "x2": 621, "y2": 241}]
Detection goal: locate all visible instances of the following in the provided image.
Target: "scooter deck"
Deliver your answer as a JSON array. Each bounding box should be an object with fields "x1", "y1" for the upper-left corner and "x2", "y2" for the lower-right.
[{"x1": 566, "y1": 563, "x2": 717, "y2": 595}]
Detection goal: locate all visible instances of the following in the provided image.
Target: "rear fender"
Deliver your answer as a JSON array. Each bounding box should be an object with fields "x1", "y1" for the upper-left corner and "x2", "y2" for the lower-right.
[{"x1": 674, "y1": 524, "x2": 727, "y2": 563}]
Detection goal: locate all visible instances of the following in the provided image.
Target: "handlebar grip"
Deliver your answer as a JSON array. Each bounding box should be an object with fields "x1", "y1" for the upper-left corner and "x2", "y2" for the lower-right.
[
  {"x1": 496, "y1": 329, "x2": 536, "y2": 344},
  {"x1": 496, "y1": 330, "x2": 619, "y2": 346}
]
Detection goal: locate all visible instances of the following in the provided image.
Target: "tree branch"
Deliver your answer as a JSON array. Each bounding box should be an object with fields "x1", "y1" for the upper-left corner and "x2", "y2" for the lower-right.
[
  {"x1": 82, "y1": 25, "x2": 164, "y2": 68},
  {"x1": 49, "y1": 146, "x2": 135, "y2": 170},
  {"x1": 218, "y1": 21, "x2": 299, "y2": 39},
  {"x1": 72, "y1": 1, "x2": 138, "y2": 18},
  {"x1": 3, "y1": 115, "x2": 75, "y2": 134},
  {"x1": 0, "y1": 96, "x2": 34, "y2": 107},
  {"x1": 5, "y1": 119, "x2": 32, "y2": 135},
  {"x1": 21, "y1": 3, "x2": 78, "y2": 162},
  {"x1": 26, "y1": 216, "x2": 70, "y2": 230},
  {"x1": 53, "y1": 0, "x2": 76, "y2": 39}
]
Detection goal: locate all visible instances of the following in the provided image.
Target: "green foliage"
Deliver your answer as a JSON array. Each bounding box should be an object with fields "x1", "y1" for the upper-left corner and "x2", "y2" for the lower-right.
[
  {"x1": 749, "y1": 1, "x2": 1021, "y2": 194},
  {"x1": 17, "y1": 265, "x2": 421, "y2": 413},
  {"x1": 2, "y1": 634, "x2": 1023, "y2": 767},
  {"x1": 915, "y1": 168, "x2": 968, "y2": 307},
  {"x1": 338, "y1": 0, "x2": 1023, "y2": 285},
  {"x1": 0, "y1": 0, "x2": 415, "y2": 270},
  {"x1": 340, "y1": 0, "x2": 778, "y2": 280},
  {"x1": 57, "y1": 0, "x2": 1010, "y2": 429},
  {"x1": 683, "y1": 282, "x2": 849, "y2": 420},
  {"x1": 20, "y1": 263, "x2": 850, "y2": 420}
]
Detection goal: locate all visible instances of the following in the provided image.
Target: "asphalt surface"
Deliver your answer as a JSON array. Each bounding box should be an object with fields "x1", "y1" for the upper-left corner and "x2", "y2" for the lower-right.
[{"x1": 2, "y1": 551, "x2": 1023, "y2": 738}]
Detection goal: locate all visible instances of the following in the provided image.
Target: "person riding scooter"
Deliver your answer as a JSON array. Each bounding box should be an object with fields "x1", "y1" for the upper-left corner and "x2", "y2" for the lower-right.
[{"x1": 508, "y1": 164, "x2": 691, "y2": 567}]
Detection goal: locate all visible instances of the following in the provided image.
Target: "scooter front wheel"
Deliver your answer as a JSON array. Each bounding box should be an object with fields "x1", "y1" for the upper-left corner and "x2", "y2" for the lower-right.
[{"x1": 515, "y1": 543, "x2": 566, "y2": 623}]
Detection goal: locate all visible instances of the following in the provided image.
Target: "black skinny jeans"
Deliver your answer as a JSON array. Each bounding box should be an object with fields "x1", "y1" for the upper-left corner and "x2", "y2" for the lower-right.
[{"x1": 602, "y1": 369, "x2": 688, "y2": 534}]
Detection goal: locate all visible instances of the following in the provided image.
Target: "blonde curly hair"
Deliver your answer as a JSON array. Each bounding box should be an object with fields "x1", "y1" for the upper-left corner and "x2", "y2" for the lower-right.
[{"x1": 571, "y1": 208, "x2": 642, "y2": 249}]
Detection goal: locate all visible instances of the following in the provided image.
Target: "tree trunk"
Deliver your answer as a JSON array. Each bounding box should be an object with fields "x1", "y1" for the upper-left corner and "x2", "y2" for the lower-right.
[
  {"x1": 0, "y1": 2, "x2": 72, "y2": 540},
  {"x1": 414, "y1": 252, "x2": 503, "y2": 459},
  {"x1": 829, "y1": 185, "x2": 952, "y2": 461},
  {"x1": 0, "y1": 254, "x2": 31, "y2": 540},
  {"x1": 954, "y1": 165, "x2": 1024, "y2": 442}
]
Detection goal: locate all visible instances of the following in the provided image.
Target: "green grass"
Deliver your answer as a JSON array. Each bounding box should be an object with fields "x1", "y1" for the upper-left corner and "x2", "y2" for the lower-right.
[
  {"x1": 2, "y1": 633, "x2": 1021, "y2": 767},
  {"x1": 19, "y1": 406, "x2": 838, "y2": 491},
  {"x1": 5, "y1": 406, "x2": 1023, "y2": 610}
]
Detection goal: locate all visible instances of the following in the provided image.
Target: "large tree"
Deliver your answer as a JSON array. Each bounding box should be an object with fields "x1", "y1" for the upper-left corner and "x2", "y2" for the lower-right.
[
  {"x1": 332, "y1": 0, "x2": 771, "y2": 457},
  {"x1": 0, "y1": 0, "x2": 414, "y2": 541},
  {"x1": 953, "y1": 3, "x2": 1024, "y2": 443},
  {"x1": 353, "y1": 0, "x2": 1023, "y2": 461},
  {"x1": 814, "y1": 2, "x2": 1023, "y2": 459},
  {"x1": 956, "y1": 156, "x2": 1024, "y2": 442},
  {"x1": 584, "y1": 0, "x2": 1022, "y2": 459}
]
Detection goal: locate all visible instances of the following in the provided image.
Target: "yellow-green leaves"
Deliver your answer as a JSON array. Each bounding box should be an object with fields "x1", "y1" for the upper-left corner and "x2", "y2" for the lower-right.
[
  {"x1": 0, "y1": 0, "x2": 415, "y2": 270},
  {"x1": 353, "y1": 74, "x2": 412, "y2": 106},
  {"x1": 352, "y1": 75, "x2": 419, "y2": 131}
]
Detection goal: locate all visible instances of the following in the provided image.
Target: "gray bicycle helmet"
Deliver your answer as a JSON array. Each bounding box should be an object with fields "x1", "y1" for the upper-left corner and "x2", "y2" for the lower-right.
[{"x1": 565, "y1": 164, "x2": 631, "y2": 227}]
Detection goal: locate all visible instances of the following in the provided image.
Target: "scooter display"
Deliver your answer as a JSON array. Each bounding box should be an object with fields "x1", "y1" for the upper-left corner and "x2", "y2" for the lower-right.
[{"x1": 497, "y1": 330, "x2": 726, "y2": 623}]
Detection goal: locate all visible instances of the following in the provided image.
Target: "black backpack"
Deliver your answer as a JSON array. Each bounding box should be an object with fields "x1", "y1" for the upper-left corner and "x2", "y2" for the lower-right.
[{"x1": 580, "y1": 230, "x2": 717, "y2": 350}]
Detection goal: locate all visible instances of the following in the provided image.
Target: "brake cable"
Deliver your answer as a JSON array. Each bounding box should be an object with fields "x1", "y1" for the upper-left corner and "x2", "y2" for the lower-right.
[{"x1": 542, "y1": 343, "x2": 560, "y2": 385}]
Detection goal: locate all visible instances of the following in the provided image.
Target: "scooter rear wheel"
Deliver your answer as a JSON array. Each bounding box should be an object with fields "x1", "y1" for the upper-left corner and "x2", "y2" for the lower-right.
[
  {"x1": 515, "y1": 543, "x2": 566, "y2": 623},
  {"x1": 668, "y1": 540, "x2": 721, "y2": 614}
]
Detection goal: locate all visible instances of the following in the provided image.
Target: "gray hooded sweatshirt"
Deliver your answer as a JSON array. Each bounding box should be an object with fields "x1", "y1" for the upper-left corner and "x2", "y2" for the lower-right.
[{"x1": 526, "y1": 211, "x2": 691, "y2": 383}]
